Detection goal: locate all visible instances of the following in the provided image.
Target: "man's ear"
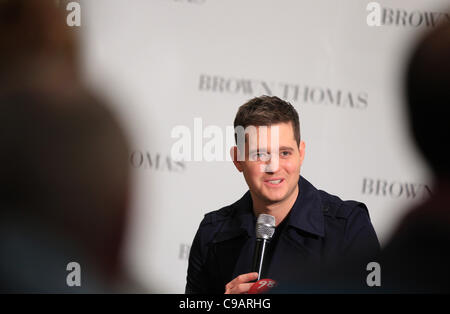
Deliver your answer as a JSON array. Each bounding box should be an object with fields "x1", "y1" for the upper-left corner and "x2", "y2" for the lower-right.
[
  {"x1": 299, "y1": 140, "x2": 306, "y2": 166},
  {"x1": 230, "y1": 146, "x2": 243, "y2": 172}
]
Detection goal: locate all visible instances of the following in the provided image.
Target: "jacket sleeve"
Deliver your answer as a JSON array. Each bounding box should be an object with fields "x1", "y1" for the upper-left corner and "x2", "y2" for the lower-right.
[
  {"x1": 342, "y1": 202, "x2": 380, "y2": 260},
  {"x1": 185, "y1": 216, "x2": 216, "y2": 294}
]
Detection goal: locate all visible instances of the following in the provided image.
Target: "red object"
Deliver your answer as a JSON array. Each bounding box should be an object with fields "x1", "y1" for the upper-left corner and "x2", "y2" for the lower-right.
[{"x1": 248, "y1": 279, "x2": 277, "y2": 294}]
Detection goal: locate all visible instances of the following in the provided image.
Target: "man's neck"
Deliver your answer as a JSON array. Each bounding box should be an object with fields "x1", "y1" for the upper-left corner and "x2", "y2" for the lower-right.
[{"x1": 251, "y1": 185, "x2": 299, "y2": 227}]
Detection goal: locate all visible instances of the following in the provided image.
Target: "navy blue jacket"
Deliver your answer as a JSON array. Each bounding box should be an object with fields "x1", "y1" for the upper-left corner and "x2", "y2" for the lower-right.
[{"x1": 186, "y1": 176, "x2": 380, "y2": 294}]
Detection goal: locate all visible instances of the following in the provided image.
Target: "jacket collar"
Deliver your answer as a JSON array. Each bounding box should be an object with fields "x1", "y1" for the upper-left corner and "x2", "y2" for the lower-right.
[
  {"x1": 287, "y1": 176, "x2": 325, "y2": 237},
  {"x1": 229, "y1": 176, "x2": 325, "y2": 239}
]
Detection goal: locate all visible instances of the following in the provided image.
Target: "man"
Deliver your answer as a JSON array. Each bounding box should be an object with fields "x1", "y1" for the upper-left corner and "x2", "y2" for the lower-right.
[{"x1": 186, "y1": 96, "x2": 379, "y2": 294}]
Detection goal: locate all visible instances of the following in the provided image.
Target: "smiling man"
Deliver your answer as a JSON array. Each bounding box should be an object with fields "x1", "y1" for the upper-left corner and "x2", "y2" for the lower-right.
[{"x1": 185, "y1": 96, "x2": 379, "y2": 294}]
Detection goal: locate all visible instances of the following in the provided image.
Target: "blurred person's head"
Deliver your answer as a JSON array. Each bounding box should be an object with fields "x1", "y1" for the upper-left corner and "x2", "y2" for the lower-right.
[
  {"x1": 0, "y1": 88, "x2": 131, "y2": 288},
  {"x1": 405, "y1": 19, "x2": 450, "y2": 179},
  {"x1": 0, "y1": 0, "x2": 79, "y2": 93},
  {"x1": 231, "y1": 96, "x2": 305, "y2": 208},
  {"x1": 0, "y1": 0, "x2": 137, "y2": 292}
]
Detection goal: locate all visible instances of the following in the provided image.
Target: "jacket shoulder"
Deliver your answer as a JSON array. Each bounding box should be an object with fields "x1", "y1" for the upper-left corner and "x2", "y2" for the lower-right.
[
  {"x1": 318, "y1": 189, "x2": 370, "y2": 220},
  {"x1": 200, "y1": 204, "x2": 236, "y2": 227},
  {"x1": 200, "y1": 191, "x2": 251, "y2": 227}
]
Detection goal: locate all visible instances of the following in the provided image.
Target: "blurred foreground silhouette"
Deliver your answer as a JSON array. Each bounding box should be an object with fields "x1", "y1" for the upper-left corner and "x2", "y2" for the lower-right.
[
  {"x1": 0, "y1": 0, "x2": 141, "y2": 292},
  {"x1": 380, "y1": 17, "x2": 450, "y2": 293}
]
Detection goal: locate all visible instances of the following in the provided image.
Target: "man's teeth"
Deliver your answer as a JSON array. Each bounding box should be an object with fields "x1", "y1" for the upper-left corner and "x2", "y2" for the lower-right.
[{"x1": 269, "y1": 180, "x2": 282, "y2": 184}]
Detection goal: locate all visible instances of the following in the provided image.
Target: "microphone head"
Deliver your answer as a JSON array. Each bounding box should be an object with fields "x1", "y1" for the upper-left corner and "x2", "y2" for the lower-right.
[{"x1": 256, "y1": 214, "x2": 275, "y2": 240}]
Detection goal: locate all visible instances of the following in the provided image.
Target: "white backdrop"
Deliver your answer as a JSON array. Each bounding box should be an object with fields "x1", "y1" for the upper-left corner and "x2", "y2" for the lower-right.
[{"x1": 78, "y1": 0, "x2": 447, "y2": 293}]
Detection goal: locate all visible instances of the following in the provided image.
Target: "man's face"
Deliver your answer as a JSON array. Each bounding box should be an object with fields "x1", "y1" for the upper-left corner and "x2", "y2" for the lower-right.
[{"x1": 232, "y1": 122, "x2": 305, "y2": 206}]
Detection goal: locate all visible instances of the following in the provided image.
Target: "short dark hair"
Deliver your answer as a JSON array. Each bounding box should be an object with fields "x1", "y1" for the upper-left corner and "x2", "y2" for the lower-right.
[{"x1": 234, "y1": 95, "x2": 301, "y2": 146}]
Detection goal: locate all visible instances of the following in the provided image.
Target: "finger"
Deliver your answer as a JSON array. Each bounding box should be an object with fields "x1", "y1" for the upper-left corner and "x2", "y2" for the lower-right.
[
  {"x1": 235, "y1": 272, "x2": 259, "y2": 284},
  {"x1": 236, "y1": 283, "x2": 254, "y2": 294},
  {"x1": 225, "y1": 272, "x2": 259, "y2": 294},
  {"x1": 224, "y1": 283, "x2": 234, "y2": 294},
  {"x1": 227, "y1": 282, "x2": 255, "y2": 295}
]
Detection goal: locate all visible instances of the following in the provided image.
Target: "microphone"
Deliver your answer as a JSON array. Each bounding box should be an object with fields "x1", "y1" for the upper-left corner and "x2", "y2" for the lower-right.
[{"x1": 252, "y1": 214, "x2": 275, "y2": 281}]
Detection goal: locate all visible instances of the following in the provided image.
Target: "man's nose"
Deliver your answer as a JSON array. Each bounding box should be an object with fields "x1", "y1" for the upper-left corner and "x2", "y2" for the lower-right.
[{"x1": 261, "y1": 155, "x2": 280, "y2": 173}]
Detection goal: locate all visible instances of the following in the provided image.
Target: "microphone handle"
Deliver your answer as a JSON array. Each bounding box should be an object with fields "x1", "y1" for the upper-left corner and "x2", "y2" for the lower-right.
[{"x1": 252, "y1": 238, "x2": 270, "y2": 281}]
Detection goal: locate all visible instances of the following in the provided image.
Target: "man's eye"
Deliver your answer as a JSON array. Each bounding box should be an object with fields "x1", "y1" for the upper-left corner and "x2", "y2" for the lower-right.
[
  {"x1": 281, "y1": 151, "x2": 291, "y2": 157},
  {"x1": 251, "y1": 153, "x2": 269, "y2": 160}
]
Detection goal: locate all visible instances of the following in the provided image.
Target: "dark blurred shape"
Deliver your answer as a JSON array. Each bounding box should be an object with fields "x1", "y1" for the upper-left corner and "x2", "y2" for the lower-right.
[
  {"x1": 0, "y1": 0, "x2": 79, "y2": 93},
  {"x1": 405, "y1": 19, "x2": 450, "y2": 177},
  {"x1": 0, "y1": 89, "x2": 132, "y2": 292},
  {"x1": 0, "y1": 0, "x2": 139, "y2": 292},
  {"x1": 380, "y1": 17, "x2": 450, "y2": 293}
]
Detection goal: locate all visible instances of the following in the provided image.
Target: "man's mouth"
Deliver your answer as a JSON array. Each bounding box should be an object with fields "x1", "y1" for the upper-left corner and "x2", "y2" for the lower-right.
[{"x1": 264, "y1": 178, "x2": 284, "y2": 186}]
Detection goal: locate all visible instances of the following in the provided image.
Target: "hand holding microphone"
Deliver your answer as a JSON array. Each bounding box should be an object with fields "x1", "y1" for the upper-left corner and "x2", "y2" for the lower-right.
[
  {"x1": 252, "y1": 214, "x2": 275, "y2": 280},
  {"x1": 224, "y1": 214, "x2": 276, "y2": 294},
  {"x1": 224, "y1": 272, "x2": 259, "y2": 294}
]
